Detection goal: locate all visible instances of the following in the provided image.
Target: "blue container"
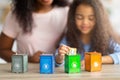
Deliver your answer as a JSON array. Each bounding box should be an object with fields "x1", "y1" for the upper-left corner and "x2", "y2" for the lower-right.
[{"x1": 40, "y1": 54, "x2": 55, "y2": 74}]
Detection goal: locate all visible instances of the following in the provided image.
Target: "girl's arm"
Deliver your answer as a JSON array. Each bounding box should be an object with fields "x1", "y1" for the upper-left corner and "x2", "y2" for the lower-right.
[
  {"x1": 102, "y1": 56, "x2": 114, "y2": 64},
  {"x1": 55, "y1": 45, "x2": 70, "y2": 64},
  {"x1": 106, "y1": 43, "x2": 120, "y2": 64},
  {"x1": 54, "y1": 37, "x2": 69, "y2": 67},
  {"x1": 55, "y1": 50, "x2": 65, "y2": 64}
]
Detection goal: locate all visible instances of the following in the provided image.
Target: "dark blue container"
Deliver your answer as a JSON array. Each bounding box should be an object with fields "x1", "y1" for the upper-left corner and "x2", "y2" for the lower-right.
[{"x1": 40, "y1": 54, "x2": 55, "y2": 74}]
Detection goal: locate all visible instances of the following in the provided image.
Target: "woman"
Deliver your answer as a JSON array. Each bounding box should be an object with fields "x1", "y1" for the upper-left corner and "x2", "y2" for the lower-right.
[{"x1": 0, "y1": 0, "x2": 69, "y2": 63}]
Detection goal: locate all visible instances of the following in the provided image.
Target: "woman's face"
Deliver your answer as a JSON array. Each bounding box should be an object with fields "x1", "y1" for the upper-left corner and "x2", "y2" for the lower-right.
[
  {"x1": 38, "y1": 0, "x2": 53, "y2": 6},
  {"x1": 75, "y1": 4, "x2": 96, "y2": 35}
]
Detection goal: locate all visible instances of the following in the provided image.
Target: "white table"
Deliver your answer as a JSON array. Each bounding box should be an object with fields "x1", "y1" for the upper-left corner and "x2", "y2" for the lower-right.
[{"x1": 0, "y1": 63, "x2": 120, "y2": 80}]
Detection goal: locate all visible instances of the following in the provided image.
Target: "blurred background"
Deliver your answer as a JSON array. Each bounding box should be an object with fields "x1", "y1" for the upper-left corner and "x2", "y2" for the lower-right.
[
  {"x1": 0, "y1": 0, "x2": 120, "y2": 63},
  {"x1": 0, "y1": 0, "x2": 10, "y2": 31}
]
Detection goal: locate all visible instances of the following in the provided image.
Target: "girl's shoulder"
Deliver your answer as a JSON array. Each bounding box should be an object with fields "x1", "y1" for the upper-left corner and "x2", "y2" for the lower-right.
[
  {"x1": 59, "y1": 37, "x2": 68, "y2": 45},
  {"x1": 109, "y1": 38, "x2": 120, "y2": 47}
]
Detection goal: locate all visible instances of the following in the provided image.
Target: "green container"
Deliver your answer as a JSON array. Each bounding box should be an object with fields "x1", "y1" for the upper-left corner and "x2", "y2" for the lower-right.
[
  {"x1": 11, "y1": 54, "x2": 28, "y2": 73},
  {"x1": 65, "y1": 54, "x2": 81, "y2": 73}
]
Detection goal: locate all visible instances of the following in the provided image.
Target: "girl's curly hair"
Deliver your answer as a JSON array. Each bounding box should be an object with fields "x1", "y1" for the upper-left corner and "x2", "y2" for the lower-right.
[{"x1": 66, "y1": 0, "x2": 120, "y2": 55}]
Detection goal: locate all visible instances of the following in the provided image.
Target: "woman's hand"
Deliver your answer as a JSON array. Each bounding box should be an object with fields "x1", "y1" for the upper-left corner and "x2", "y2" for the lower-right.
[{"x1": 29, "y1": 51, "x2": 43, "y2": 63}]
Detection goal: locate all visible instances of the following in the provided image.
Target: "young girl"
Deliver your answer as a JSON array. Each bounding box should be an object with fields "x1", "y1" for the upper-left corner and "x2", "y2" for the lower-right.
[
  {"x1": 0, "y1": 0, "x2": 69, "y2": 63},
  {"x1": 55, "y1": 0, "x2": 120, "y2": 67}
]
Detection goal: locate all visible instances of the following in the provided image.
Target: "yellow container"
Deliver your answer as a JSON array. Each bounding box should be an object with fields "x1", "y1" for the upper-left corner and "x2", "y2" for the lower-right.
[{"x1": 85, "y1": 52, "x2": 102, "y2": 72}]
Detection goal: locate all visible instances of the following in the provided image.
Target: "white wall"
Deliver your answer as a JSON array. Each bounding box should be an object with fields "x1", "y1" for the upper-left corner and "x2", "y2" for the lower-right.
[{"x1": 101, "y1": 0, "x2": 120, "y2": 34}]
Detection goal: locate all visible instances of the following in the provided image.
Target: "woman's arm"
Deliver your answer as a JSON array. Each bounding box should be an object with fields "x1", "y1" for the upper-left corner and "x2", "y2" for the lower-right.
[
  {"x1": 0, "y1": 32, "x2": 15, "y2": 62},
  {"x1": 0, "y1": 32, "x2": 44, "y2": 63},
  {"x1": 29, "y1": 51, "x2": 43, "y2": 63}
]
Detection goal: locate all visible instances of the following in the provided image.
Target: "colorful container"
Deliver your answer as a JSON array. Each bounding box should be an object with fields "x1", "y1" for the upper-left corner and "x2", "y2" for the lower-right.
[
  {"x1": 40, "y1": 54, "x2": 55, "y2": 74},
  {"x1": 11, "y1": 54, "x2": 28, "y2": 73},
  {"x1": 65, "y1": 54, "x2": 81, "y2": 73},
  {"x1": 85, "y1": 52, "x2": 102, "y2": 72}
]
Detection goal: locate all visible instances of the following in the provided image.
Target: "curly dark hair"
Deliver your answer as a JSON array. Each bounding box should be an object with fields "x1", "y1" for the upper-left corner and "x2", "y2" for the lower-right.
[
  {"x1": 66, "y1": 0, "x2": 120, "y2": 55},
  {"x1": 12, "y1": 0, "x2": 69, "y2": 33}
]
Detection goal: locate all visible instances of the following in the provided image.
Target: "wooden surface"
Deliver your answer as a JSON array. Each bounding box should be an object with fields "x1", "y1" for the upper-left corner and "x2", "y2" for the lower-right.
[{"x1": 0, "y1": 63, "x2": 120, "y2": 80}]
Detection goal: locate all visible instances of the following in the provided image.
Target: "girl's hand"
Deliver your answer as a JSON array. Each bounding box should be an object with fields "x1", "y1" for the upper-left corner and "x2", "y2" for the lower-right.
[
  {"x1": 55, "y1": 45, "x2": 70, "y2": 64},
  {"x1": 58, "y1": 45, "x2": 70, "y2": 56},
  {"x1": 29, "y1": 51, "x2": 43, "y2": 63}
]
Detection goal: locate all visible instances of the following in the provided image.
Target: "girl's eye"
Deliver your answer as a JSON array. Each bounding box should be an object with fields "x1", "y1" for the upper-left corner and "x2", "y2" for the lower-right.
[
  {"x1": 89, "y1": 16, "x2": 95, "y2": 21},
  {"x1": 75, "y1": 15, "x2": 83, "y2": 20}
]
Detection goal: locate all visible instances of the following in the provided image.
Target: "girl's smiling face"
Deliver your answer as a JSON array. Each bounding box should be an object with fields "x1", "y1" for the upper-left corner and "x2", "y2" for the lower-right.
[{"x1": 75, "y1": 4, "x2": 96, "y2": 35}]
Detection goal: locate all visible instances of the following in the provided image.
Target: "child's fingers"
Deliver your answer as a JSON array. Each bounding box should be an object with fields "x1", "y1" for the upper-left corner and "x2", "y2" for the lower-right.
[
  {"x1": 61, "y1": 45, "x2": 70, "y2": 49},
  {"x1": 58, "y1": 45, "x2": 70, "y2": 55},
  {"x1": 60, "y1": 45, "x2": 70, "y2": 52},
  {"x1": 59, "y1": 49, "x2": 67, "y2": 55},
  {"x1": 81, "y1": 60, "x2": 85, "y2": 69}
]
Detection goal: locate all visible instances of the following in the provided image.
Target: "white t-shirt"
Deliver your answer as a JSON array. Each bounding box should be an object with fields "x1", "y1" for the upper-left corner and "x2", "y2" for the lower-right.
[{"x1": 3, "y1": 6, "x2": 69, "y2": 56}]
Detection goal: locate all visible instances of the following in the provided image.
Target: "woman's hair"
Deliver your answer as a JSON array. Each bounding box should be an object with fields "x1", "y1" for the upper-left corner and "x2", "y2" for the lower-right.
[
  {"x1": 66, "y1": 0, "x2": 120, "y2": 55},
  {"x1": 12, "y1": 0, "x2": 69, "y2": 33}
]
